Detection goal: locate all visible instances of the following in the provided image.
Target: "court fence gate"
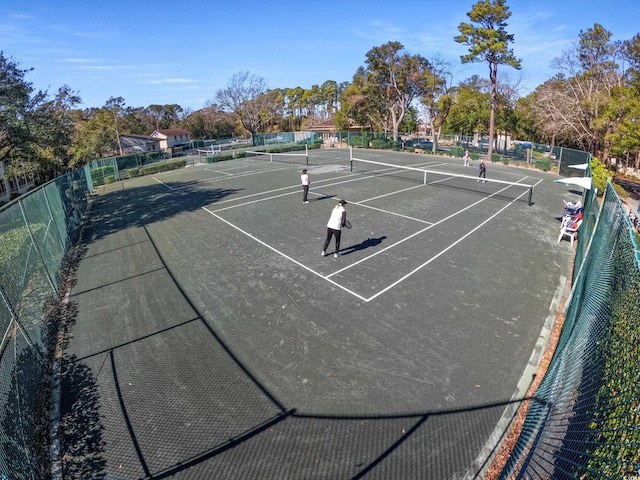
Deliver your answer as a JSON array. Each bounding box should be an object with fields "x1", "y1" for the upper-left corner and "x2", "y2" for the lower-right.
[{"x1": 0, "y1": 162, "x2": 638, "y2": 478}]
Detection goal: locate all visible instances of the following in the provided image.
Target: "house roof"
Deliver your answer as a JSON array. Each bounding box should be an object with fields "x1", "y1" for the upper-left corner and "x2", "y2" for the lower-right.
[
  {"x1": 307, "y1": 117, "x2": 337, "y2": 132},
  {"x1": 120, "y1": 134, "x2": 160, "y2": 144},
  {"x1": 155, "y1": 128, "x2": 191, "y2": 136},
  {"x1": 119, "y1": 135, "x2": 160, "y2": 154},
  {"x1": 307, "y1": 117, "x2": 364, "y2": 132}
]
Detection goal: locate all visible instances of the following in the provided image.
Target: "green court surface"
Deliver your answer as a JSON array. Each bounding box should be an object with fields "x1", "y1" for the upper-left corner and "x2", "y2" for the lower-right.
[{"x1": 58, "y1": 148, "x2": 577, "y2": 479}]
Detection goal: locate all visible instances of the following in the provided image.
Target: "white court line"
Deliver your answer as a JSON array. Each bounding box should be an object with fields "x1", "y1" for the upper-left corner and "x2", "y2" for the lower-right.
[
  {"x1": 206, "y1": 173, "x2": 373, "y2": 212},
  {"x1": 361, "y1": 178, "x2": 544, "y2": 301},
  {"x1": 365, "y1": 191, "x2": 528, "y2": 302},
  {"x1": 327, "y1": 177, "x2": 542, "y2": 283},
  {"x1": 196, "y1": 165, "x2": 292, "y2": 183},
  {"x1": 202, "y1": 167, "x2": 234, "y2": 176},
  {"x1": 184, "y1": 161, "x2": 541, "y2": 302},
  {"x1": 359, "y1": 184, "x2": 424, "y2": 203},
  {"x1": 202, "y1": 207, "x2": 369, "y2": 302},
  {"x1": 354, "y1": 202, "x2": 434, "y2": 225},
  {"x1": 153, "y1": 165, "x2": 293, "y2": 192},
  {"x1": 152, "y1": 177, "x2": 177, "y2": 190}
]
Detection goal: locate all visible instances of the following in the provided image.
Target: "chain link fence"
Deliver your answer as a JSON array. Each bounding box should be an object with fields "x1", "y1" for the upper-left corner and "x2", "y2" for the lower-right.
[
  {"x1": 0, "y1": 169, "x2": 91, "y2": 478},
  {"x1": 495, "y1": 179, "x2": 640, "y2": 478},
  {"x1": 1, "y1": 150, "x2": 639, "y2": 477}
]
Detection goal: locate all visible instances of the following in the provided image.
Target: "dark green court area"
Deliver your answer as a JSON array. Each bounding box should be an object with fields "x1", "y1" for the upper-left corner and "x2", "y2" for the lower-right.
[{"x1": 58, "y1": 148, "x2": 576, "y2": 478}]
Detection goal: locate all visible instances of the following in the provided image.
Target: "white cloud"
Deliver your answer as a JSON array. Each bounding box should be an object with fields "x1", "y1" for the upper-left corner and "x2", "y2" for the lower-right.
[{"x1": 148, "y1": 78, "x2": 196, "y2": 85}]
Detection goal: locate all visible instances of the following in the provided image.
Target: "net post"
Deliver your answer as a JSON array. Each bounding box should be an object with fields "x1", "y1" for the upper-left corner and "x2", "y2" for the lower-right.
[
  {"x1": 350, "y1": 146, "x2": 353, "y2": 172},
  {"x1": 528, "y1": 186, "x2": 533, "y2": 206},
  {"x1": 270, "y1": 153, "x2": 273, "y2": 162},
  {"x1": 423, "y1": 170, "x2": 427, "y2": 184},
  {"x1": 306, "y1": 144, "x2": 309, "y2": 166}
]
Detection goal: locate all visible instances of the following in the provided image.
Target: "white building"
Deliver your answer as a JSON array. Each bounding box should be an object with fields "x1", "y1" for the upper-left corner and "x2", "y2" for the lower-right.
[
  {"x1": 119, "y1": 134, "x2": 162, "y2": 155},
  {"x1": 151, "y1": 129, "x2": 191, "y2": 152},
  {"x1": 0, "y1": 161, "x2": 35, "y2": 205}
]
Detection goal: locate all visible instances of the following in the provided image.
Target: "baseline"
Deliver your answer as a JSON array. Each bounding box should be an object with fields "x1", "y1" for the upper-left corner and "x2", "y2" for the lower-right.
[{"x1": 201, "y1": 207, "x2": 369, "y2": 302}]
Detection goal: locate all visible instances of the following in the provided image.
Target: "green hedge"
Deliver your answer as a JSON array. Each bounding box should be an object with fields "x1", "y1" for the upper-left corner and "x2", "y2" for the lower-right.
[
  {"x1": 450, "y1": 146, "x2": 465, "y2": 158},
  {"x1": 0, "y1": 224, "x2": 44, "y2": 286},
  {"x1": 590, "y1": 157, "x2": 628, "y2": 197},
  {"x1": 534, "y1": 158, "x2": 551, "y2": 171},
  {"x1": 89, "y1": 165, "x2": 117, "y2": 186},
  {"x1": 128, "y1": 159, "x2": 187, "y2": 178}
]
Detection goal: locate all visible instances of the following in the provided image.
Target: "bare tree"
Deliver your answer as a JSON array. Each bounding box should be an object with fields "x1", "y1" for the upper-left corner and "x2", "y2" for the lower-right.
[
  {"x1": 214, "y1": 71, "x2": 268, "y2": 144},
  {"x1": 531, "y1": 24, "x2": 623, "y2": 158},
  {"x1": 419, "y1": 55, "x2": 453, "y2": 152}
]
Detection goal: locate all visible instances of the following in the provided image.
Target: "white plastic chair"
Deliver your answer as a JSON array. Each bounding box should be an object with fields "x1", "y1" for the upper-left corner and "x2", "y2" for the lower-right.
[{"x1": 558, "y1": 219, "x2": 582, "y2": 247}]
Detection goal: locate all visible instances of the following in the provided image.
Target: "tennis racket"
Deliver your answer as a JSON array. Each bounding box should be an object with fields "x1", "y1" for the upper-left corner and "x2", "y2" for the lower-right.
[{"x1": 344, "y1": 220, "x2": 352, "y2": 229}]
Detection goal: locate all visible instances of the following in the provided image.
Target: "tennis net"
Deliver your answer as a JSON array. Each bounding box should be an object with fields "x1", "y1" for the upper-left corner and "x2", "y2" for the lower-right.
[
  {"x1": 350, "y1": 156, "x2": 534, "y2": 205},
  {"x1": 246, "y1": 149, "x2": 308, "y2": 166}
]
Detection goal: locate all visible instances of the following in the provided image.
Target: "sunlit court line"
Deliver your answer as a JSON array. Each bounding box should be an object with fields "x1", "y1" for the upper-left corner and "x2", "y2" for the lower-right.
[
  {"x1": 204, "y1": 167, "x2": 540, "y2": 302},
  {"x1": 201, "y1": 207, "x2": 369, "y2": 302},
  {"x1": 358, "y1": 184, "x2": 425, "y2": 204},
  {"x1": 166, "y1": 160, "x2": 541, "y2": 301},
  {"x1": 152, "y1": 177, "x2": 177, "y2": 190},
  {"x1": 366, "y1": 199, "x2": 520, "y2": 302},
  {"x1": 202, "y1": 167, "x2": 234, "y2": 176},
  {"x1": 156, "y1": 169, "x2": 362, "y2": 211},
  {"x1": 363, "y1": 178, "x2": 545, "y2": 302},
  {"x1": 327, "y1": 178, "x2": 541, "y2": 285},
  {"x1": 352, "y1": 202, "x2": 434, "y2": 225},
  {"x1": 203, "y1": 167, "x2": 450, "y2": 216},
  {"x1": 206, "y1": 173, "x2": 385, "y2": 213},
  {"x1": 153, "y1": 165, "x2": 293, "y2": 192}
]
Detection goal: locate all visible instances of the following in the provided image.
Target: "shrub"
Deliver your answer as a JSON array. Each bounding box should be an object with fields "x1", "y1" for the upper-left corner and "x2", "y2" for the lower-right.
[
  {"x1": 503, "y1": 157, "x2": 510, "y2": 165},
  {"x1": 370, "y1": 138, "x2": 395, "y2": 149},
  {"x1": 589, "y1": 157, "x2": 627, "y2": 197},
  {"x1": 450, "y1": 147, "x2": 464, "y2": 158},
  {"x1": 470, "y1": 152, "x2": 480, "y2": 161},
  {"x1": 491, "y1": 153, "x2": 500, "y2": 163},
  {"x1": 535, "y1": 158, "x2": 552, "y2": 171},
  {"x1": 136, "y1": 159, "x2": 186, "y2": 177},
  {"x1": 89, "y1": 165, "x2": 117, "y2": 186}
]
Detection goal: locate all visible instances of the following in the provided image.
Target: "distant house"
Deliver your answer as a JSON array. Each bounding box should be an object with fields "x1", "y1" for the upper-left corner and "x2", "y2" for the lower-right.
[
  {"x1": 0, "y1": 161, "x2": 35, "y2": 205},
  {"x1": 119, "y1": 134, "x2": 162, "y2": 155},
  {"x1": 307, "y1": 117, "x2": 363, "y2": 146},
  {"x1": 151, "y1": 129, "x2": 191, "y2": 153}
]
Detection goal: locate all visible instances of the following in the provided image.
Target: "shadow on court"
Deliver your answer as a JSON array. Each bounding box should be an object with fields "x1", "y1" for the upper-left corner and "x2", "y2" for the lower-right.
[
  {"x1": 56, "y1": 163, "x2": 573, "y2": 479},
  {"x1": 58, "y1": 195, "x2": 541, "y2": 478},
  {"x1": 340, "y1": 236, "x2": 387, "y2": 256},
  {"x1": 84, "y1": 179, "x2": 241, "y2": 245}
]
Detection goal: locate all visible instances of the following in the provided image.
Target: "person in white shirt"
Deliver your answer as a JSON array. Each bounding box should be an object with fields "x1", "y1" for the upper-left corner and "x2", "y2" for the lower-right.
[
  {"x1": 463, "y1": 150, "x2": 470, "y2": 166},
  {"x1": 322, "y1": 199, "x2": 347, "y2": 258},
  {"x1": 301, "y1": 169, "x2": 310, "y2": 203}
]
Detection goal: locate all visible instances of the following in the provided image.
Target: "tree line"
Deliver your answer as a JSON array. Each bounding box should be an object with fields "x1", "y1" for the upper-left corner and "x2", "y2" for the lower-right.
[{"x1": 2, "y1": 0, "x2": 640, "y2": 188}]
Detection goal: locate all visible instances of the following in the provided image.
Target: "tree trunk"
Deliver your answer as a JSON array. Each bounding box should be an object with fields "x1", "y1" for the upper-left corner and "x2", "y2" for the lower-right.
[{"x1": 488, "y1": 62, "x2": 498, "y2": 160}]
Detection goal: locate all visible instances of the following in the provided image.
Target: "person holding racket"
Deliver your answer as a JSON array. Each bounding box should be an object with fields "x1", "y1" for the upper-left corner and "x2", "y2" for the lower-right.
[
  {"x1": 322, "y1": 199, "x2": 348, "y2": 258},
  {"x1": 477, "y1": 158, "x2": 486, "y2": 183},
  {"x1": 301, "y1": 168, "x2": 310, "y2": 203}
]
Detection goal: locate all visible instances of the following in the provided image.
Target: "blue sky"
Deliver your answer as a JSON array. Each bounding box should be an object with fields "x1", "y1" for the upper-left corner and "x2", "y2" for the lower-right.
[{"x1": 2, "y1": 0, "x2": 639, "y2": 112}]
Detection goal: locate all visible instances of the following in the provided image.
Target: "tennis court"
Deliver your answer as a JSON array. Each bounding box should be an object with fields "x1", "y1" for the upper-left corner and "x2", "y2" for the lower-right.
[{"x1": 59, "y1": 147, "x2": 576, "y2": 478}]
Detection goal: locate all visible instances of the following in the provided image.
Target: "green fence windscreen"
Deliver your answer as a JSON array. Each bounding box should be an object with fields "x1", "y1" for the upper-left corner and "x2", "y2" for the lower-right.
[
  {"x1": 0, "y1": 169, "x2": 91, "y2": 479},
  {"x1": 497, "y1": 181, "x2": 640, "y2": 478}
]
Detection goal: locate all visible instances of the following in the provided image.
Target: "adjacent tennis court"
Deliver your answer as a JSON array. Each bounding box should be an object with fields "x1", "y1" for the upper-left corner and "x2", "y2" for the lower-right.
[{"x1": 60, "y1": 147, "x2": 576, "y2": 478}]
